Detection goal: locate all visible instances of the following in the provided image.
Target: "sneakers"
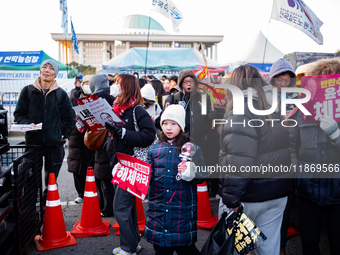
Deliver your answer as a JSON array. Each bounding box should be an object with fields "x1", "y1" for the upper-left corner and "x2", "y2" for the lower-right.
[
  {"x1": 112, "y1": 245, "x2": 141, "y2": 255},
  {"x1": 74, "y1": 197, "x2": 83, "y2": 204}
]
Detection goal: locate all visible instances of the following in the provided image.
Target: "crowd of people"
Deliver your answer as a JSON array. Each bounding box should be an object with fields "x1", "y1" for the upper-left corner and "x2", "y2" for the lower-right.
[{"x1": 12, "y1": 57, "x2": 340, "y2": 255}]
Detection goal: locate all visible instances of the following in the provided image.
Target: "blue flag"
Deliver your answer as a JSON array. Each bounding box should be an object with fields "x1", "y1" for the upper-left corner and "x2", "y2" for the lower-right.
[{"x1": 71, "y1": 18, "x2": 79, "y2": 54}]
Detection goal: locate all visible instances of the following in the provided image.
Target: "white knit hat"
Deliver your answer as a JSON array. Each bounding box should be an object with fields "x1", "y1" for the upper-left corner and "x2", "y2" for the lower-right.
[
  {"x1": 161, "y1": 104, "x2": 186, "y2": 132},
  {"x1": 141, "y1": 83, "x2": 156, "y2": 101}
]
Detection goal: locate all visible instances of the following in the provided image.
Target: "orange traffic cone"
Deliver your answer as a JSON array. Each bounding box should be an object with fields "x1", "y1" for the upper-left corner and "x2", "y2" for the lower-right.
[
  {"x1": 112, "y1": 197, "x2": 145, "y2": 235},
  {"x1": 71, "y1": 167, "x2": 110, "y2": 237},
  {"x1": 34, "y1": 173, "x2": 77, "y2": 251},
  {"x1": 197, "y1": 181, "x2": 218, "y2": 229},
  {"x1": 287, "y1": 224, "x2": 300, "y2": 237}
]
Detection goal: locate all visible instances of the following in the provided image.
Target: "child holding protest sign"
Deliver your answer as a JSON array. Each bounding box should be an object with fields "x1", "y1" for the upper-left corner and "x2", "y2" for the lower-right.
[{"x1": 143, "y1": 104, "x2": 206, "y2": 255}]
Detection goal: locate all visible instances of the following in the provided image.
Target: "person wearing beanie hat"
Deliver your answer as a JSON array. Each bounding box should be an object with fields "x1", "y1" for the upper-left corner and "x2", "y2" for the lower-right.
[
  {"x1": 141, "y1": 83, "x2": 162, "y2": 123},
  {"x1": 14, "y1": 57, "x2": 76, "y2": 207},
  {"x1": 40, "y1": 59, "x2": 59, "y2": 78},
  {"x1": 155, "y1": 70, "x2": 219, "y2": 201},
  {"x1": 160, "y1": 104, "x2": 186, "y2": 132},
  {"x1": 142, "y1": 101, "x2": 206, "y2": 255}
]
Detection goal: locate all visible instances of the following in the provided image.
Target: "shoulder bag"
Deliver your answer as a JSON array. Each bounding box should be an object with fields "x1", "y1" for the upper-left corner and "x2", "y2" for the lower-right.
[{"x1": 132, "y1": 105, "x2": 158, "y2": 161}]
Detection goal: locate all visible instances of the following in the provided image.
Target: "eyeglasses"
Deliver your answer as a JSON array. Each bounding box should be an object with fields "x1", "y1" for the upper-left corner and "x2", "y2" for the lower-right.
[
  {"x1": 183, "y1": 79, "x2": 194, "y2": 84},
  {"x1": 275, "y1": 78, "x2": 291, "y2": 85}
]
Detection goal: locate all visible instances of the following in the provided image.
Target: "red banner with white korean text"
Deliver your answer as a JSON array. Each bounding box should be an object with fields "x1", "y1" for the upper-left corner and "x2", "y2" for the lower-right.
[{"x1": 112, "y1": 152, "x2": 151, "y2": 200}]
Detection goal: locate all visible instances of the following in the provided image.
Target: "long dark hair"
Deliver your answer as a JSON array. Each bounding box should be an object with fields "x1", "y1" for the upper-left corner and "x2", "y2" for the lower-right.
[
  {"x1": 116, "y1": 73, "x2": 143, "y2": 106},
  {"x1": 219, "y1": 65, "x2": 272, "y2": 132},
  {"x1": 151, "y1": 79, "x2": 167, "y2": 108},
  {"x1": 159, "y1": 130, "x2": 189, "y2": 152}
]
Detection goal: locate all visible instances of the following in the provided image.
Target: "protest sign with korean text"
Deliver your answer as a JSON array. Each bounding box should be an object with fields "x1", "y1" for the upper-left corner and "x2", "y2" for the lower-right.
[
  {"x1": 74, "y1": 94, "x2": 125, "y2": 131},
  {"x1": 301, "y1": 74, "x2": 340, "y2": 122},
  {"x1": 226, "y1": 213, "x2": 267, "y2": 254},
  {"x1": 86, "y1": 98, "x2": 125, "y2": 127},
  {"x1": 112, "y1": 152, "x2": 151, "y2": 200}
]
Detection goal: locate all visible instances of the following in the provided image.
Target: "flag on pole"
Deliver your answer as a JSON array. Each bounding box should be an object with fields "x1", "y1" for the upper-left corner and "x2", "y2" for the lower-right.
[
  {"x1": 60, "y1": 0, "x2": 68, "y2": 38},
  {"x1": 270, "y1": 0, "x2": 323, "y2": 45},
  {"x1": 71, "y1": 17, "x2": 79, "y2": 54},
  {"x1": 151, "y1": 0, "x2": 183, "y2": 33},
  {"x1": 197, "y1": 43, "x2": 222, "y2": 107}
]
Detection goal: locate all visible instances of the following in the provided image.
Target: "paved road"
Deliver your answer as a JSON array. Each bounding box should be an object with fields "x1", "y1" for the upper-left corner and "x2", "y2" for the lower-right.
[{"x1": 25, "y1": 145, "x2": 330, "y2": 255}]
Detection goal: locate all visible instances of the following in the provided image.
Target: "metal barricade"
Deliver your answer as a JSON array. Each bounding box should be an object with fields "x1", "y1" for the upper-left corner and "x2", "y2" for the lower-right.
[
  {"x1": 0, "y1": 92, "x2": 20, "y2": 126},
  {"x1": 1, "y1": 146, "x2": 43, "y2": 255}
]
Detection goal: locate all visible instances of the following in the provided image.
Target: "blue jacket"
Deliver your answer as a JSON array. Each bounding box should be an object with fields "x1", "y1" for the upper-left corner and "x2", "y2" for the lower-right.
[{"x1": 145, "y1": 141, "x2": 206, "y2": 247}]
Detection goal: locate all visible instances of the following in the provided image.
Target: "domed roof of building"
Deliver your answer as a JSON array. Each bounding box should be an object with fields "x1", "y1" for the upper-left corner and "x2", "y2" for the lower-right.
[{"x1": 114, "y1": 14, "x2": 167, "y2": 35}]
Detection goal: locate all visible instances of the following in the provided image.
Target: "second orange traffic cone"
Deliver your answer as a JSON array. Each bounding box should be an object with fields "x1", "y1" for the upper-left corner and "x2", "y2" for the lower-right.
[
  {"x1": 71, "y1": 167, "x2": 110, "y2": 237},
  {"x1": 197, "y1": 181, "x2": 218, "y2": 229},
  {"x1": 34, "y1": 173, "x2": 77, "y2": 251},
  {"x1": 112, "y1": 197, "x2": 145, "y2": 235}
]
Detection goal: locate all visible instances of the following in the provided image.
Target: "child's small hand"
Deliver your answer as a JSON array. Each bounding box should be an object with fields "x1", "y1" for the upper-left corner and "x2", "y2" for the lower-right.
[{"x1": 177, "y1": 163, "x2": 187, "y2": 174}]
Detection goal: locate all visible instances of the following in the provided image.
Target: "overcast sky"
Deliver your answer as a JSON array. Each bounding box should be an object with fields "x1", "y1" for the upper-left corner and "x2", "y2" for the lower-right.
[{"x1": 1, "y1": 0, "x2": 339, "y2": 65}]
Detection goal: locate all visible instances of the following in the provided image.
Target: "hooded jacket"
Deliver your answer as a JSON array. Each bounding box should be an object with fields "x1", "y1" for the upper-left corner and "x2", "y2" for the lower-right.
[
  {"x1": 219, "y1": 85, "x2": 292, "y2": 208},
  {"x1": 269, "y1": 58, "x2": 299, "y2": 112},
  {"x1": 89, "y1": 74, "x2": 109, "y2": 94},
  {"x1": 14, "y1": 78, "x2": 76, "y2": 146},
  {"x1": 269, "y1": 58, "x2": 296, "y2": 87}
]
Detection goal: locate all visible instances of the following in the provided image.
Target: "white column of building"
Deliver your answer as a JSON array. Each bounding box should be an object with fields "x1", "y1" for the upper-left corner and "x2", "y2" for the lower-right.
[
  {"x1": 58, "y1": 41, "x2": 61, "y2": 62},
  {"x1": 79, "y1": 41, "x2": 84, "y2": 65},
  {"x1": 193, "y1": 42, "x2": 198, "y2": 50},
  {"x1": 214, "y1": 43, "x2": 218, "y2": 62},
  {"x1": 171, "y1": 41, "x2": 175, "y2": 48},
  {"x1": 149, "y1": 42, "x2": 153, "y2": 47},
  {"x1": 126, "y1": 41, "x2": 130, "y2": 51},
  {"x1": 102, "y1": 41, "x2": 107, "y2": 63}
]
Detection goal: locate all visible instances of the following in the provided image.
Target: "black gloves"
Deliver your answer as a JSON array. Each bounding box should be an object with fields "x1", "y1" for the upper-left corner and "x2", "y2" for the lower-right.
[{"x1": 105, "y1": 122, "x2": 123, "y2": 138}]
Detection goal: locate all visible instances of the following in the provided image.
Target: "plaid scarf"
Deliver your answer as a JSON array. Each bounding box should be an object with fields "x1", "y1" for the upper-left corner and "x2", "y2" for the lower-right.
[{"x1": 112, "y1": 97, "x2": 137, "y2": 117}]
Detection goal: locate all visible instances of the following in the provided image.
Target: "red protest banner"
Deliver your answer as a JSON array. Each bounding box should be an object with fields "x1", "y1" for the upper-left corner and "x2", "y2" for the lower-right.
[
  {"x1": 75, "y1": 94, "x2": 98, "y2": 105},
  {"x1": 112, "y1": 153, "x2": 151, "y2": 200}
]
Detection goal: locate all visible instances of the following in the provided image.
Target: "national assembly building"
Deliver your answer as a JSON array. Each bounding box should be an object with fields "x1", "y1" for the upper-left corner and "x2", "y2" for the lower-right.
[{"x1": 51, "y1": 14, "x2": 224, "y2": 73}]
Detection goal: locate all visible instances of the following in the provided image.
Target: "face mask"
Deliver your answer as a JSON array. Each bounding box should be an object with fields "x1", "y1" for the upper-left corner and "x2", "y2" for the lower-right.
[
  {"x1": 82, "y1": 85, "x2": 92, "y2": 95},
  {"x1": 110, "y1": 84, "x2": 120, "y2": 97}
]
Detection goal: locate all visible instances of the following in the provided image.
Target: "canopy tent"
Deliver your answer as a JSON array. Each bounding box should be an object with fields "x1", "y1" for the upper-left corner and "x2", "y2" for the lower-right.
[
  {"x1": 102, "y1": 47, "x2": 228, "y2": 74},
  {"x1": 0, "y1": 51, "x2": 78, "y2": 79},
  {"x1": 226, "y1": 31, "x2": 284, "y2": 73}
]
